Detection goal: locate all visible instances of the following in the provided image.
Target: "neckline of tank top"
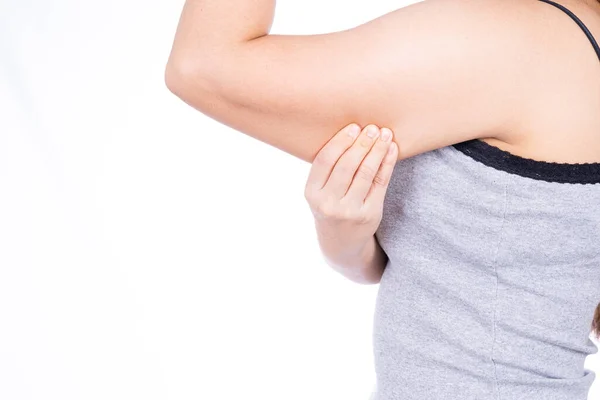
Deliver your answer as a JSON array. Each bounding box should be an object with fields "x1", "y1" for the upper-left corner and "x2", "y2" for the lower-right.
[{"x1": 451, "y1": 139, "x2": 600, "y2": 184}]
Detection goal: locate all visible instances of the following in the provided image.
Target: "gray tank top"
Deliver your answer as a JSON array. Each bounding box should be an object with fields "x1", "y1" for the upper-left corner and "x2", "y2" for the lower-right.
[{"x1": 371, "y1": 1, "x2": 600, "y2": 399}]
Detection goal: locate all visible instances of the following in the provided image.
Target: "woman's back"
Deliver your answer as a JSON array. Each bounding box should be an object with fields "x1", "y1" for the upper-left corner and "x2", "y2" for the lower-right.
[
  {"x1": 372, "y1": 1, "x2": 600, "y2": 399},
  {"x1": 373, "y1": 142, "x2": 600, "y2": 399}
]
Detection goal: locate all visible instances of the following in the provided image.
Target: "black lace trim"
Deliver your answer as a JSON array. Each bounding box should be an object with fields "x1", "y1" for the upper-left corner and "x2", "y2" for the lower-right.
[{"x1": 451, "y1": 139, "x2": 600, "y2": 184}]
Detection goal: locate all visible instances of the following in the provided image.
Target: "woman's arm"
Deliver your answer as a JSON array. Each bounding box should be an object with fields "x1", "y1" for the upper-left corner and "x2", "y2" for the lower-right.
[
  {"x1": 165, "y1": 0, "x2": 526, "y2": 163},
  {"x1": 321, "y1": 234, "x2": 388, "y2": 285}
]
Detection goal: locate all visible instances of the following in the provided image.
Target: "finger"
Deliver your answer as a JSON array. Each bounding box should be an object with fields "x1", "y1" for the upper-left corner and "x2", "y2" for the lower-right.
[
  {"x1": 363, "y1": 139, "x2": 398, "y2": 209},
  {"x1": 323, "y1": 124, "x2": 380, "y2": 199},
  {"x1": 305, "y1": 123, "x2": 361, "y2": 193},
  {"x1": 344, "y1": 127, "x2": 394, "y2": 204}
]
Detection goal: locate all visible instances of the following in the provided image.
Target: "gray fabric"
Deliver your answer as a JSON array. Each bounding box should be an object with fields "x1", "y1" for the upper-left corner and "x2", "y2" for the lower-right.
[{"x1": 371, "y1": 144, "x2": 600, "y2": 399}]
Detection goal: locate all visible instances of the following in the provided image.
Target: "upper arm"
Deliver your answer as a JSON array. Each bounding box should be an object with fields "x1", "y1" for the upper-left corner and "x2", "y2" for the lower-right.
[{"x1": 166, "y1": 0, "x2": 525, "y2": 163}]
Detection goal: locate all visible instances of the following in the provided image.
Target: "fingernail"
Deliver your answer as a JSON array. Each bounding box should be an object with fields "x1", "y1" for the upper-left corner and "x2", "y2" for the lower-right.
[
  {"x1": 381, "y1": 128, "x2": 392, "y2": 142},
  {"x1": 347, "y1": 124, "x2": 360, "y2": 138},
  {"x1": 367, "y1": 125, "x2": 379, "y2": 138}
]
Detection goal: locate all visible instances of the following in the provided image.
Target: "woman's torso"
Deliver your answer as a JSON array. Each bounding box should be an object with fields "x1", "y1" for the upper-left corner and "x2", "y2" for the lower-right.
[
  {"x1": 371, "y1": 0, "x2": 600, "y2": 399},
  {"x1": 373, "y1": 142, "x2": 600, "y2": 399}
]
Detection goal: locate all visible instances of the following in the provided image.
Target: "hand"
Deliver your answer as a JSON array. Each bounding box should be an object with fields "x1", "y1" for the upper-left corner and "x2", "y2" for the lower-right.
[{"x1": 304, "y1": 123, "x2": 398, "y2": 260}]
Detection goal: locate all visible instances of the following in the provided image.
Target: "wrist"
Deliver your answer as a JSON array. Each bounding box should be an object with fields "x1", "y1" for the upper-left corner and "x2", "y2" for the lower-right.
[
  {"x1": 316, "y1": 225, "x2": 371, "y2": 268},
  {"x1": 357, "y1": 235, "x2": 388, "y2": 284},
  {"x1": 319, "y1": 234, "x2": 386, "y2": 284}
]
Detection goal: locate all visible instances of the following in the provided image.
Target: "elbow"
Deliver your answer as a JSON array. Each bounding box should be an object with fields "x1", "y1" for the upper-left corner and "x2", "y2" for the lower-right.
[
  {"x1": 164, "y1": 58, "x2": 184, "y2": 98},
  {"x1": 164, "y1": 53, "x2": 218, "y2": 102},
  {"x1": 164, "y1": 57, "x2": 200, "y2": 101}
]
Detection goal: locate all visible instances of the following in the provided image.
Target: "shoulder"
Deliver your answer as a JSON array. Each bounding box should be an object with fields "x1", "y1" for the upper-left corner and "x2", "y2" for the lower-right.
[{"x1": 342, "y1": 0, "x2": 538, "y2": 156}]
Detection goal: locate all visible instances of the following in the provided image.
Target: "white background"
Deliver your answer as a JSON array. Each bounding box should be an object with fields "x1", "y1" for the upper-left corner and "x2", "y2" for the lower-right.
[{"x1": 0, "y1": 0, "x2": 598, "y2": 399}]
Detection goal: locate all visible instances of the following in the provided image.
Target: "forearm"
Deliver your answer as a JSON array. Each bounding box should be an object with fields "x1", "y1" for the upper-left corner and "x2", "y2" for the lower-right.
[
  {"x1": 319, "y1": 234, "x2": 388, "y2": 285},
  {"x1": 167, "y1": 0, "x2": 275, "y2": 67}
]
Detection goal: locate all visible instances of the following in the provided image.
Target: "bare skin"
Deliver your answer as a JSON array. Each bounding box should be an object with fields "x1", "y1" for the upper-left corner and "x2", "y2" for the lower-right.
[
  {"x1": 166, "y1": 0, "x2": 600, "y2": 165},
  {"x1": 483, "y1": 0, "x2": 600, "y2": 164}
]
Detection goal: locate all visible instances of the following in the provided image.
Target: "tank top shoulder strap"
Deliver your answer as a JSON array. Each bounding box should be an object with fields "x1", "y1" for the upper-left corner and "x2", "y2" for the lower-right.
[{"x1": 538, "y1": 0, "x2": 600, "y2": 61}]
